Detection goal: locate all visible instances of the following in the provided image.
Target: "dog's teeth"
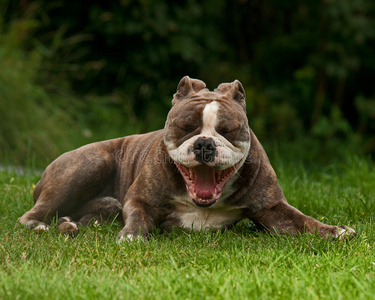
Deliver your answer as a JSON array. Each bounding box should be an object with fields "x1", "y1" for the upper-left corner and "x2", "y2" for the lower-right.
[
  {"x1": 217, "y1": 170, "x2": 222, "y2": 181},
  {"x1": 189, "y1": 168, "x2": 193, "y2": 179}
]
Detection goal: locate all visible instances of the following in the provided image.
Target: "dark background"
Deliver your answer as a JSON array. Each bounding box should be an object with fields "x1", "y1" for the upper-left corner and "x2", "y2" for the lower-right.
[{"x1": 1, "y1": 0, "x2": 375, "y2": 167}]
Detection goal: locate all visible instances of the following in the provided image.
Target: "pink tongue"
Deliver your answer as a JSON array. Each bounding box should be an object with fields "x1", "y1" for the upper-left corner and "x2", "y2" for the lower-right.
[{"x1": 194, "y1": 165, "x2": 216, "y2": 199}]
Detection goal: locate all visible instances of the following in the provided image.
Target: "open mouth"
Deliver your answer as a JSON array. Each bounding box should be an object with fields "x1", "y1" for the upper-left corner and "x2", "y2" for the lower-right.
[{"x1": 174, "y1": 162, "x2": 238, "y2": 207}]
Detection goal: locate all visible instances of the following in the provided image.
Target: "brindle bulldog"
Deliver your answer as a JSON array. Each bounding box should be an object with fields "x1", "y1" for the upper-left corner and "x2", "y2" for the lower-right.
[{"x1": 19, "y1": 76, "x2": 356, "y2": 241}]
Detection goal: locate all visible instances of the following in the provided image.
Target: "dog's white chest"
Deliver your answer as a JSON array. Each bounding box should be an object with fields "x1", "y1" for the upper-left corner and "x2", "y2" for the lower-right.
[{"x1": 172, "y1": 196, "x2": 242, "y2": 231}]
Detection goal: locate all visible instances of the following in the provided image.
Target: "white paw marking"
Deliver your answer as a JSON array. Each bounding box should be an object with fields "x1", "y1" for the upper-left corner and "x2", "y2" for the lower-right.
[
  {"x1": 60, "y1": 217, "x2": 72, "y2": 222},
  {"x1": 116, "y1": 234, "x2": 144, "y2": 244},
  {"x1": 68, "y1": 222, "x2": 79, "y2": 231},
  {"x1": 33, "y1": 224, "x2": 49, "y2": 231},
  {"x1": 337, "y1": 226, "x2": 356, "y2": 240}
]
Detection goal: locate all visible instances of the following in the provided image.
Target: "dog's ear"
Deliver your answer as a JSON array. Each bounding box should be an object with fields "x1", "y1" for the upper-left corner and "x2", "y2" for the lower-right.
[
  {"x1": 215, "y1": 80, "x2": 246, "y2": 110},
  {"x1": 172, "y1": 76, "x2": 207, "y2": 105}
]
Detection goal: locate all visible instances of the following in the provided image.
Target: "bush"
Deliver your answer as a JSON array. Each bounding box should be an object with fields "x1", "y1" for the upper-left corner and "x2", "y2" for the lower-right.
[
  {"x1": 0, "y1": 18, "x2": 72, "y2": 165},
  {"x1": 0, "y1": 17, "x2": 140, "y2": 166},
  {"x1": 2, "y1": 0, "x2": 375, "y2": 167}
]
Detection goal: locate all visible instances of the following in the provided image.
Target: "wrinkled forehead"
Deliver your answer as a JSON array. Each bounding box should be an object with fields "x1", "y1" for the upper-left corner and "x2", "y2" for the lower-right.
[
  {"x1": 172, "y1": 99, "x2": 206, "y2": 121},
  {"x1": 167, "y1": 97, "x2": 243, "y2": 124}
]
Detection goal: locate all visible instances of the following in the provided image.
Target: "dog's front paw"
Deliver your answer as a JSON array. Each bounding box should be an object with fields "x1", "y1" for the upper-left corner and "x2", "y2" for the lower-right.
[
  {"x1": 33, "y1": 223, "x2": 50, "y2": 232},
  {"x1": 116, "y1": 234, "x2": 145, "y2": 244},
  {"x1": 116, "y1": 229, "x2": 148, "y2": 244},
  {"x1": 335, "y1": 225, "x2": 356, "y2": 241},
  {"x1": 22, "y1": 220, "x2": 50, "y2": 232}
]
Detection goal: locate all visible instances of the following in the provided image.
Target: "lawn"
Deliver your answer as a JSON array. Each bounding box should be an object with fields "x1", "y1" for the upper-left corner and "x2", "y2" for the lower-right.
[{"x1": 0, "y1": 155, "x2": 374, "y2": 300}]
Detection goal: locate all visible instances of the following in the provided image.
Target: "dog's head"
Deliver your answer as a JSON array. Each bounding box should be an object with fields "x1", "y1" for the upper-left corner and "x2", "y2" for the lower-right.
[{"x1": 164, "y1": 76, "x2": 251, "y2": 207}]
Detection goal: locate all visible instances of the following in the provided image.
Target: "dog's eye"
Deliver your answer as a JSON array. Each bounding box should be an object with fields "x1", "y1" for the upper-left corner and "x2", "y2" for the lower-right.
[
  {"x1": 217, "y1": 126, "x2": 240, "y2": 136},
  {"x1": 177, "y1": 125, "x2": 197, "y2": 133},
  {"x1": 218, "y1": 128, "x2": 235, "y2": 135}
]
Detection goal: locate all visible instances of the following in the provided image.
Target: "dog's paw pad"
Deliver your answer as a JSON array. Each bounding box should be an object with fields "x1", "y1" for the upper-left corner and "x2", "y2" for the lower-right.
[
  {"x1": 336, "y1": 226, "x2": 356, "y2": 241},
  {"x1": 58, "y1": 221, "x2": 79, "y2": 235}
]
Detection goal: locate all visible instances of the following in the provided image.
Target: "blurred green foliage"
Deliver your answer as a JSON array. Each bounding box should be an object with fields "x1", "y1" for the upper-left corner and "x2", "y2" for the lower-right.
[{"x1": 1, "y1": 0, "x2": 375, "y2": 166}]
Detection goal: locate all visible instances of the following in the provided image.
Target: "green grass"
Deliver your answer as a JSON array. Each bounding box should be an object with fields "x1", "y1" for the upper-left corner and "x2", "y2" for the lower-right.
[{"x1": 1, "y1": 155, "x2": 374, "y2": 300}]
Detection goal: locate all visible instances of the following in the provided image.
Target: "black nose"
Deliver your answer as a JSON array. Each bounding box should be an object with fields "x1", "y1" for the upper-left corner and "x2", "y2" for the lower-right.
[{"x1": 193, "y1": 137, "x2": 217, "y2": 163}]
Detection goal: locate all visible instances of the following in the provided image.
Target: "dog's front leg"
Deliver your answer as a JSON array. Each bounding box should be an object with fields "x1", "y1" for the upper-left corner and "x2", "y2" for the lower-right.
[
  {"x1": 117, "y1": 200, "x2": 155, "y2": 242},
  {"x1": 252, "y1": 202, "x2": 356, "y2": 240}
]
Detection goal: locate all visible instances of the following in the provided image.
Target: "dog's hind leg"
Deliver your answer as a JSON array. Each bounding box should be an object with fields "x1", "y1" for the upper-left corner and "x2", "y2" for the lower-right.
[
  {"x1": 76, "y1": 196, "x2": 123, "y2": 225},
  {"x1": 57, "y1": 216, "x2": 79, "y2": 235},
  {"x1": 19, "y1": 142, "x2": 119, "y2": 233},
  {"x1": 18, "y1": 180, "x2": 53, "y2": 231},
  {"x1": 58, "y1": 197, "x2": 122, "y2": 235}
]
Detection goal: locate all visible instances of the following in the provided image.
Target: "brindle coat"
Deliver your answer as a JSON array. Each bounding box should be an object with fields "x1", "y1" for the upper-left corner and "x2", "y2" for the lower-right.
[{"x1": 19, "y1": 76, "x2": 355, "y2": 241}]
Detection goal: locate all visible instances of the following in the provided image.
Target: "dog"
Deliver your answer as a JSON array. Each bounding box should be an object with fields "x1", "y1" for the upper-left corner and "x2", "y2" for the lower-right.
[{"x1": 19, "y1": 76, "x2": 356, "y2": 241}]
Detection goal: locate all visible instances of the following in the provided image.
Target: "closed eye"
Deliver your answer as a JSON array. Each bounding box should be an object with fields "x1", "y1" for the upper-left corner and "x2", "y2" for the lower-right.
[
  {"x1": 217, "y1": 126, "x2": 240, "y2": 135},
  {"x1": 176, "y1": 125, "x2": 198, "y2": 134}
]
